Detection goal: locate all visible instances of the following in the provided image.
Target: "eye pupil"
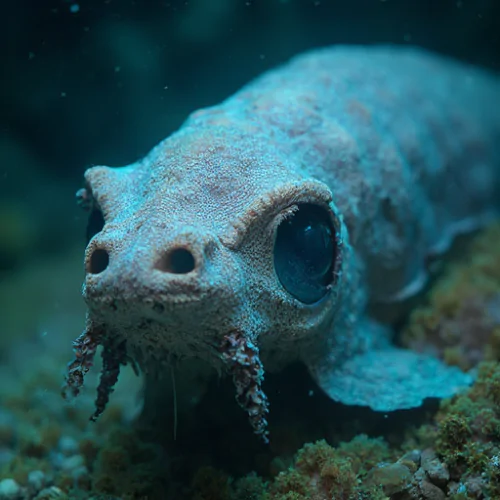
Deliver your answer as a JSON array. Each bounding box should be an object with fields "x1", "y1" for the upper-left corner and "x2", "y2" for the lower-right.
[
  {"x1": 299, "y1": 223, "x2": 333, "y2": 278},
  {"x1": 274, "y1": 204, "x2": 336, "y2": 304}
]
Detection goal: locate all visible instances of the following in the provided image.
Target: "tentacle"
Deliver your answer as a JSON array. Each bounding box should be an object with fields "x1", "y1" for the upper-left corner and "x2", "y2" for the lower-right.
[
  {"x1": 62, "y1": 326, "x2": 102, "y2": 400},
  {"x1": 90, "y1": 339, "x2": 128, "y2": 421},
  {"x1": 220, "y1": 332, "x2": 269, "y2": 444},
  {"x1": 63, "y1": 325, "x2": 130, "y2": 422}
]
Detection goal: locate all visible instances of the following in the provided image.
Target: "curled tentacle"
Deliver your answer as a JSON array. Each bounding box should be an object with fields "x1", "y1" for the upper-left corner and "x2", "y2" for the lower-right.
[{"x1": 220, "y1": 332, "x2": 269, "y2": 444}]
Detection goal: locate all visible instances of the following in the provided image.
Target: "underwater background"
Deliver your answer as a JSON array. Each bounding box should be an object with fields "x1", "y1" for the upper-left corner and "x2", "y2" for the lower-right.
[{"x1": 2, "y1": 1, "x2": 500, "y2": 499}]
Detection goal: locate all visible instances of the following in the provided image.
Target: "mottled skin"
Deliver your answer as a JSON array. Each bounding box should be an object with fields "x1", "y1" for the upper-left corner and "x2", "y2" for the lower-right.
[{"x1": 64, "y1": 46, "x2": 500, "y2": 441}]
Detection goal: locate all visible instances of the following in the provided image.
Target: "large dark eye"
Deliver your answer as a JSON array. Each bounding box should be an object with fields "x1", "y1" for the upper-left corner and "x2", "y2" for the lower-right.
[
  {"x1": 86, "y1": 208, "x2": 105, "y2": 243},
  {"x1": 274, "y1": 203, "x2": 336, "y2": 304}
]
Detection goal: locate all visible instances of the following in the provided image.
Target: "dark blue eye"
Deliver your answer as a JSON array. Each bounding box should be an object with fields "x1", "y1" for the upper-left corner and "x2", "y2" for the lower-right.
[{"x1": 274, "y1": 203, "x2": 336, "y2": 304}]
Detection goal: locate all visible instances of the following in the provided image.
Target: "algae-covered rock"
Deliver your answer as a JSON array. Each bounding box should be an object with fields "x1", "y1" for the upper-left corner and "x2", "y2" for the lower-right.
[
  {"x1": 365, "y1": 461, "x2": 413, "y2": 495},
  {"x1": 402, "y1": 223, "x2": 500, "y2": 370},
  {"x1": 434, "y1": 362, "x2": 500, "y2": 497}
]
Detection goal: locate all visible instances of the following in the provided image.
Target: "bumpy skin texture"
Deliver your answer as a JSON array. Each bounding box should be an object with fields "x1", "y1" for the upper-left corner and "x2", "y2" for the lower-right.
[{"x1": 64, "y1": 46, "x2": 500, "y2": 441}]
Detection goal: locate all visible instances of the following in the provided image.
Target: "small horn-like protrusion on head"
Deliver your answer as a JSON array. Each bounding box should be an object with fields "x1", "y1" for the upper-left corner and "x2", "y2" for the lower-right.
[
  {"x1": 220, "y1": 332, "x2": 270, "y2": 443},
  {"x1": 76, "y1": 186, "x2": 93, "y2": 211}
]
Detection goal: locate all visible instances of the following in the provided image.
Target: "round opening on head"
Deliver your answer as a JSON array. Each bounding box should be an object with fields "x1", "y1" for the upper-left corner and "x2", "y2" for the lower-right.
[
  {"x1": 88, "y1": 248, "x2": 110, "y2": 274},
  {"x1": 157, "y1": 247, "x2": 196, "y2": 274}
]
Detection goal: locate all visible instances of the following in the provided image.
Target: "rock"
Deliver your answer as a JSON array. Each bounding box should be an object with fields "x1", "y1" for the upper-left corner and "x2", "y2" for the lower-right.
[
  {"x1": 365, "y1": 462, "x2": 413, "y2": 495},
  {"x1": 420, "y1": 448, "x2": 450, "y2": 487},
  {"x1": 0, "y1": 479, "x2": 21, "y2": 500},
  {"x1": 414, "y1": 468, "x2": 446, "y2": 500},
  {"x1": 57, "y1": 436, "x2": 78, "y2": 456},
  {"x1": 72, "y1": 464, "x2": 89, "y2": 483},
  {"x1": 28, "y1": 470, "x2": 46, "y2": 492},
  {"x1": 60, "y1": 454, "x2": 84, "y2": 471},
  {"x1": 398, "y1": 449, "x2": 422, "y2": 473},
  {"x1": 33, "y1": 486, "x2": 68, "y2": 499},
  {"x1": 420, "y1": 480, "x2": 446, "y2": 500},
  {"x1": 448, "y1": 476, "x2": 486, "y2": 498}
]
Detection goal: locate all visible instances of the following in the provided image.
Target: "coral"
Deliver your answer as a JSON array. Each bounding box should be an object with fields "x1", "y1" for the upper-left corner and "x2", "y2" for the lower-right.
[
  {"x1": 262, "y1": 439, "x2": 388, "y2": 500},
  {"x1": 90, "y1": 428, "x2": 167, "y2": 498},
  {"x1": 336, "y1": 434, "x2": 394, "y2": 472},
  {"x1": 185, "y1": 364, "x2": 500, "y2": 499},
  {"x1": 184, "y1": 437, "x2": 395, "y2": 499},
  {"x1": 190, "y1": 466, "x2": 231, "y2": 500},
  {"x1": 231, "y1": 473, "x2": 267, "y2": 500},
  {"x1": 402, "y1": 223, "x2": 500, "y2": 370},
  {"x1": 433, "y1": 362, "x2": 500, "y2": 497},
  {"x1": 78, "y1": 437, "x2": 100, "y2": 467}
]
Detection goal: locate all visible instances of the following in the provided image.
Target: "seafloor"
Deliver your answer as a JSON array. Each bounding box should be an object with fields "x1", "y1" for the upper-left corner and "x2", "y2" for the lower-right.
[{"x1": 1, "y1": 224, "x2": 500, "y2": 499}]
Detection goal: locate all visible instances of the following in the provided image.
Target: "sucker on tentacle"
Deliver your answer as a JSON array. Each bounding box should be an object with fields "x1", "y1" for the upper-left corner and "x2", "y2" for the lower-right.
[{"x1": 220, "y1": 332, "x2": 270, "y2": 443}]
